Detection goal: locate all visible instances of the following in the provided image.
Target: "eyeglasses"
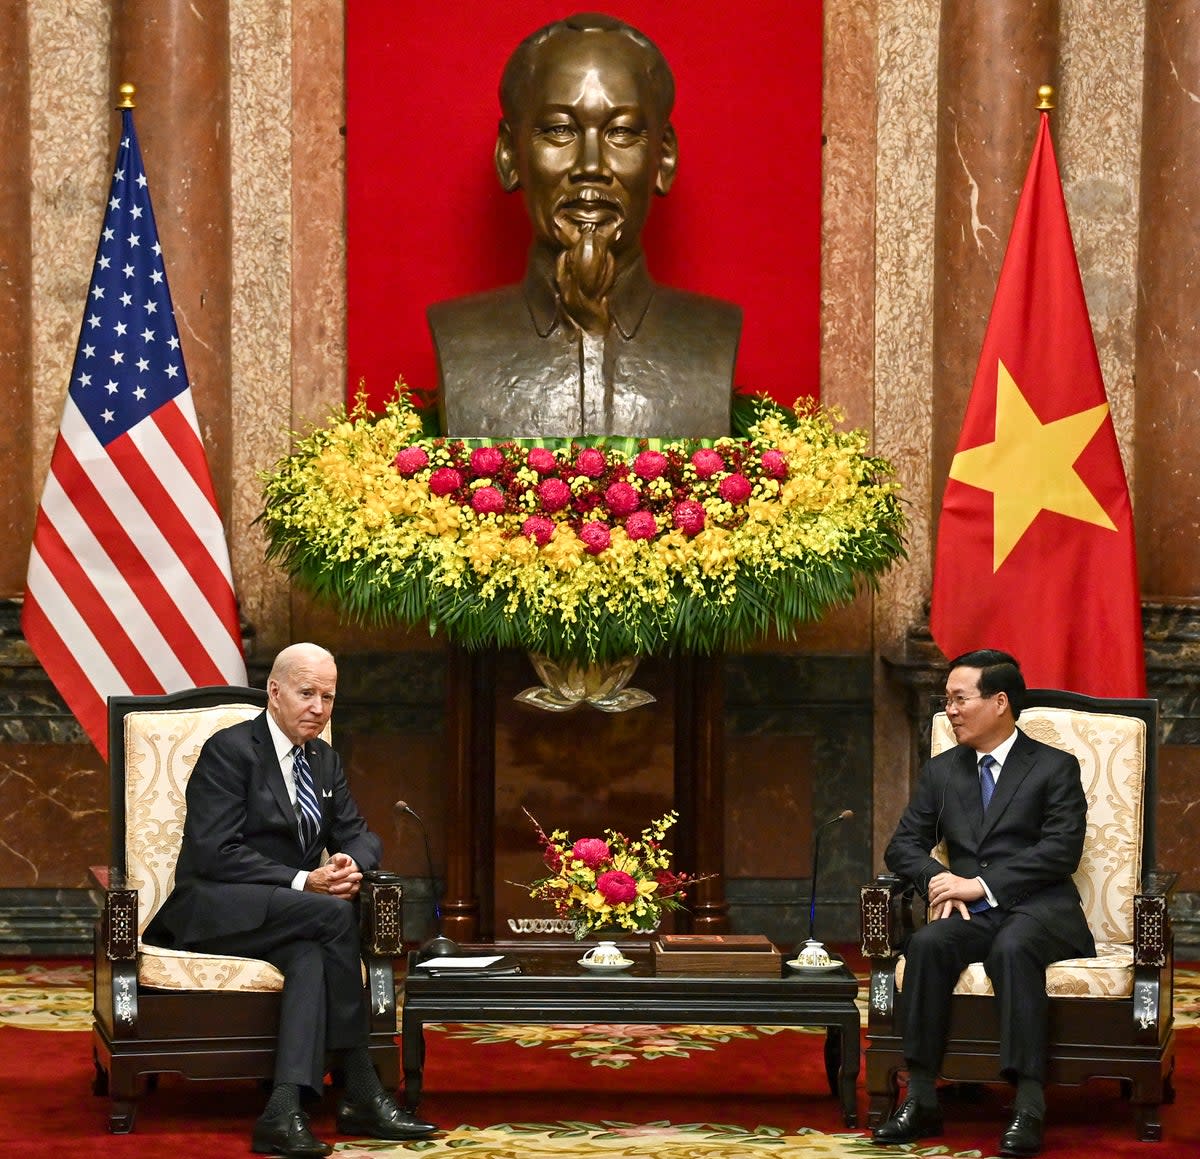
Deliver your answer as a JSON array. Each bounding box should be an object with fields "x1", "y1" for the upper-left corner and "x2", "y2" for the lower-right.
[{"x1": 939, "y1": 693, "x2": 994, "y2": 711}]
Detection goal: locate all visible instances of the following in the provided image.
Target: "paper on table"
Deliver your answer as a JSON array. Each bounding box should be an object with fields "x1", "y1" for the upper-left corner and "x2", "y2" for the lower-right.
[{"x1": 411, "y1": 955, "x2": 504, "y2": 969}]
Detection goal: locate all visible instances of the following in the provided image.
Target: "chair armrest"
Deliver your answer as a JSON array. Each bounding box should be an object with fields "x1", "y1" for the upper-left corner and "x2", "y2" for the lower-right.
[
  {"x1": 360, "y1": 871, "x2": 404, "y2": 957},
  {"x1": 1133, "y1": 869, "x2": 1178, "y2": 969},
  {"x1": 860, "y1": 873, "x2": 911, "y2": 958},
  {"x1": 99, "y1": 877, "x2": 139, "y2": 962}
]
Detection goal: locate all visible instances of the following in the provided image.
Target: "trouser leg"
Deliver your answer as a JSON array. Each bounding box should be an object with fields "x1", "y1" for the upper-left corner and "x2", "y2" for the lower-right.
[
  {"x1": 984, "y1": 911, "x2": 1078, "y2": 1083},
  {"x1": 900, "y1": 911, "x2": 997, "y2": 1074},
  {"x1": 190, "y1": 889, "x2": 366, "y2": 1091}
]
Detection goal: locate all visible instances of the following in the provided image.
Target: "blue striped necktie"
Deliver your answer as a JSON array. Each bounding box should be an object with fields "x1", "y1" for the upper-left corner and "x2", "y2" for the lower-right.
[
  {"x1": 292, "y1": 745, "x2": 322, "y2": 846},
  {"x1": 979, "y1": 754, "x2": 997, "y2": 812}
]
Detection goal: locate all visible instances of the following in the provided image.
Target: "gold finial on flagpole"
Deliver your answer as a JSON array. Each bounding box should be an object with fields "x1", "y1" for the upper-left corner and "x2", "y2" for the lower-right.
[
  {"x1": 1036, "y1": 84, "x2": 1055, "y2": 111},
  {"x1": 116, "y1": 83, "x2": 136, "y2": 110}
]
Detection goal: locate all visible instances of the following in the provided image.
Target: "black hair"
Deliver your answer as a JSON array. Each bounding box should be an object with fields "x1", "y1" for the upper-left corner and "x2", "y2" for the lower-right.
[{"x1": 947, "y1": 648, "x2": 1025, "y2": 719}]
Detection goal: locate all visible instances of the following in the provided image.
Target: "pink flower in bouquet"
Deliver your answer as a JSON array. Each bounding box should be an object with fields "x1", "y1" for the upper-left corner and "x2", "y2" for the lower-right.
[
  {"x1": 428, "y1": 466, "x2": 464, "y2": 497},
  {"x1": 625, "y1": 510, "x2": 658, "y2": 540},
  {"x1": 521, "y1": 515, "x2": 555, "y2": 547},
  {"x1": 471, "y1": 485, "x2": 506, "y2": 515},
  {"x1": 760, "y1": 449, "x2": 789, "y2": 479},
  {"x1": 527, "y1": 447, "x2": 558, "y2": 475},
  {"x1": 537, "y1": 477, "x2": 572, "y2": 513},
  {"x1": 691, "y1": 448, "x2": 726, "y2": 479},
  {"x1": 469, "y1": 445, "x2": 504, "y2": 477},
  {"x1": 392, "y1": 446, "x2": 429, "y2": 476},
  {"x1": 595, "y1": 869, "x2": 638, "y2": 905},
  {"x1": 672, "y1": 499, "x2": 706, "y2": 536},
  {"x1": 575, "y1": 447, "x2": 607, "y2": 478},
  {"x1": 632, "y1": 450, "x2": 668, "y2": 480},
  {"x1": 572, "y1": 837, "x2": 611, "y2": 869},
  {"x1": 580, "y1": 521, "x2": 611, "y2": 555},
  {"x1": 718, "y1": 472, "x2": 752, "y2": 504},
  {"x1": 604, "y1": 481, "x2": 640, "y2": 517}
]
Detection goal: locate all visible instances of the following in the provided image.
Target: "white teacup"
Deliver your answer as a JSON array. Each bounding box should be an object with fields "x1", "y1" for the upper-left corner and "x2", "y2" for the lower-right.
[
  {"x1": 581, "y1": 940, "x2": 626, "y2": 966},
  {"x1": 796, "y1": 939, "x2": 832, "y2": 968}
]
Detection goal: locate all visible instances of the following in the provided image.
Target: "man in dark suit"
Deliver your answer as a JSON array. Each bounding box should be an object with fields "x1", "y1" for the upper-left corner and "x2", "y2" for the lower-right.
[
  {"x1": 428, "y1": 12, "x2": 741, "y2": 439},
  {"x1": 872, "y1": 649, "x2": 1094, "y2": 1159},
  {"x1": 144, "y1": 643, "x2": 436, "y2": 1158}
]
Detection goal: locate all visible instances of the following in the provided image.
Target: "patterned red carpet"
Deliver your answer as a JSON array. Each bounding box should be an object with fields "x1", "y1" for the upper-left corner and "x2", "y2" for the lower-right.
[{"x1": 2, "y1": 958, "x2": 1197, "y2": 1157}]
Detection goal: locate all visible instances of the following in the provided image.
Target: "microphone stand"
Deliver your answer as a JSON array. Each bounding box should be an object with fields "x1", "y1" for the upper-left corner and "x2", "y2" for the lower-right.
[
  {"x1": 792, "y1": 809, "x2": 853, "y2": 968},
  {"x1": 394, "y1": 801, "x2": 459, "y2": 960}
]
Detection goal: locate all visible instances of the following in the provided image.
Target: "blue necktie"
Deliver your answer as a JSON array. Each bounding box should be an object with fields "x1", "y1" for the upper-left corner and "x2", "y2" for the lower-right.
[
  {"x1": 979, "y1": 754, "x2": 997, "y2": 812},
  {"x1": 969, "y1": 755, "x2": 998, "y2": 913},
  {"x1": 292, "y1": 745, "x2": 322, "y2": 846}
]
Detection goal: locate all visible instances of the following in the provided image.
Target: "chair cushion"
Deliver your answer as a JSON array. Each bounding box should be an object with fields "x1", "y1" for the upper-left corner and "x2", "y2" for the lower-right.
[
  {"x1": 138, "y1": 943, "x2": 285, "y2": 992},
  {"x1": 895, "y1": 941, "x2": 1134, "y2": 999}
]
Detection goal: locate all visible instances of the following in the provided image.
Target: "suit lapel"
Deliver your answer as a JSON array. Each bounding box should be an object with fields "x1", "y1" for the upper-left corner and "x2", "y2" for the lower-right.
[
  {"x1": 252, "y1": 712, "x2": 296, "y2": 828},
  {"x1": 979, "y1": 729, "x2": 1035, "y2": 839},
  {"x1": 953, "y1": 747, "x2": 984, "y2": 833},
  {"x1": 303, "y1": 742, "x2": 330, "y2": 838}
]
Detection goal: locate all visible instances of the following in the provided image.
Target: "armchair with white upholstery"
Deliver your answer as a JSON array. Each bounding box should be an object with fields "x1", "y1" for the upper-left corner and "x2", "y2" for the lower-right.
[
  {"x1": 860, "y1": 690, "x2": 1175, "y2": 1141},
  {"x1": 91, "y1": 686, "x2": 403, "y2": 1133}
]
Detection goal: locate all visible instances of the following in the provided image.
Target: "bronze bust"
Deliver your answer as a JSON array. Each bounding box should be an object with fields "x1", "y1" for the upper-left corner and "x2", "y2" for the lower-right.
[{"x1": 429, "y1": 13, "x2": 742, "y2": 439}]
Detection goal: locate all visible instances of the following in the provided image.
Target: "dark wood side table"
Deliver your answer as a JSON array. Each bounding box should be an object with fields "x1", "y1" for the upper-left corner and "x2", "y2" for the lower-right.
[{"x1": 400, "y1": 945, "x2": 861, "y2": 1125}]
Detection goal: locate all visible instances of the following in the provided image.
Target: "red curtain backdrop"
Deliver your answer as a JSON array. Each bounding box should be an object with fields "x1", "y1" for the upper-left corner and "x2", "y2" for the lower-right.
[{"x1": 345, "y1": 2, "x2": 823, "y2": 413}]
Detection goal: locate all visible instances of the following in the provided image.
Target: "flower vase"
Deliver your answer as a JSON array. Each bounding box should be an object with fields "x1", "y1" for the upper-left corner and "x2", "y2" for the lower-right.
[{"x1": 515, "y1": 652, "x2": 656, "y2": 713}]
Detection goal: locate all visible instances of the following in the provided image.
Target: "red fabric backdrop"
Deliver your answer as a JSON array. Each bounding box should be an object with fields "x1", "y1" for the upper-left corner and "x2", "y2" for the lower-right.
[{"x1": 345, "y1": 2, "x2": 823, "y2": 413}]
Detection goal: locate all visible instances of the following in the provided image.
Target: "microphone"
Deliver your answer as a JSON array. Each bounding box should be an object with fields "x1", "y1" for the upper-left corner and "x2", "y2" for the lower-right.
[
  {"x1": 394, "y1": 800, "x2": 459, "y2": 960},
  {"x1": 800, "y1": 809, "x2": 854, "y2": 959}
]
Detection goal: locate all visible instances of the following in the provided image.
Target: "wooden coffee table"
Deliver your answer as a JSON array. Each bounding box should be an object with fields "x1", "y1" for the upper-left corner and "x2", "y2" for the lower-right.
[{"x1": 400, "y1": 943, "x2": 861, "y2": 1125}]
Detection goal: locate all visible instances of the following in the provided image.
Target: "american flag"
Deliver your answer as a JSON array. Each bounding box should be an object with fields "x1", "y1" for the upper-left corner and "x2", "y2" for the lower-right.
[{"x1": 22, "y1": 106, "x2": 246, "y2": 758}]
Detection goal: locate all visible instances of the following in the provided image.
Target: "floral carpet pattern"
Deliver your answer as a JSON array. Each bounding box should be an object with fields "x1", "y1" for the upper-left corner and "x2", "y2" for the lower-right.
[
  {"x1": 427, "y1": 1022, "x2": 824, "y2": 1069},
  {"x1": 332, "y1": 1121, "x2": 992, "y2": 1158},
  {"x1": 0, "y1": 960, "x2": 92, "y2": 1030}
]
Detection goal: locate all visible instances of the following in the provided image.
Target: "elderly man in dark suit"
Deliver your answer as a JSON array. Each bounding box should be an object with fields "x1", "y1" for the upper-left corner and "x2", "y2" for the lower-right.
[
  {"x1": 428, "y1": 12, "x2": 741, "y2": 439},
  {"x1": 872, "y1": 649, "x2": 1094, "y2": 1159},
  {"x1": 144, "y1": 643, "x2": 436, "y2": 1158}
]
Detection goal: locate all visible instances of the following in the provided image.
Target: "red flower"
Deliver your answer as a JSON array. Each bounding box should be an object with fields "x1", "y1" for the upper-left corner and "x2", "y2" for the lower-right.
[
  {"x1": 718, "y1": 472, "x2": 752, "y2": 504},
  {"x1": 604, "y1": 481, "x2": 640, "y2": 517},
  {"x1": 392, "y1": 446, "x2": 429, "y2": 476},
  {"x1": 521, "y1": 515, "x2": 555, "y2": 546},
  {"x1": 633, "y1": 450, "x2": 668, "y2": 480},
  {"x1": 572, "y1": 837, "x2": 611, "y2": 869},
  {"x1": 469, "y1": 445, "x2": 504, "y2": 477},
  {"x1": 580, "y1": 521, "x2": 611, "y2": 555},
  {"x1": 538, "y1": 477, "x2": 572, "y2": 513},
  {"x1": 595, "y1": 869, "x2": 638, "y2": 905},
  {"x1": 471, "y1": 486, "x2": 506, "y2": 515},
  {"x1": 655, "y1": 869, "x2": 683, "y2": 898},
  {"x1": 575, "y1": 447, "x2": 607, "y2": 478},
  {"x1": 625, "y1": 510, "x2": 658, "y2": 540},
  {"x1": 542, "y1": 845, "x2": 563, "y2": 872},
  {"x1": 691, "y1": 448, "x2": 726, "y2": 479},
  {"x1": 428, "y1": 467, "x2": 464, "y2": 496},
  {"x1": 527, "y1": 447, "x2": 558, "y2": 475},
  {"x1": 672, "y1": 499, "x2": 706, "y2": 536},
  {"x1": 760, "y1": 449, "x2": 788, "y2": 479}
]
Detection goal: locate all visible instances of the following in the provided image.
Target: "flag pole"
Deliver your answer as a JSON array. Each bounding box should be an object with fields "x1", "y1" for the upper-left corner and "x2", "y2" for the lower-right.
[
  {"x1": 1036, "y1": 83, "x2": 1055, "y2": 111},
  {"x1": 116, "y1": 81, "x2": 136, "y2": 110}
]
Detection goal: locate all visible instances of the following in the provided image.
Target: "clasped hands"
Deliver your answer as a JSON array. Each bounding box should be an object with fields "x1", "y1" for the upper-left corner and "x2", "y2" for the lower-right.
[
  {"x1": 305, "y1": 851, "x2": 362, "y2": 899},
  {"x1": 926, "y1": 870, "x2": 986, "y2": 920}
]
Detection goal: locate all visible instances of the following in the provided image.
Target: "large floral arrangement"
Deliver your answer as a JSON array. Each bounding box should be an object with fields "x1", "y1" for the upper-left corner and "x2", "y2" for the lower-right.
[
  {"x1": 516, "y1": 809, "x2": 704, "y2": 939},
  {"x1": 258, "y1": 389, "x2": 904, "y2": 662}
]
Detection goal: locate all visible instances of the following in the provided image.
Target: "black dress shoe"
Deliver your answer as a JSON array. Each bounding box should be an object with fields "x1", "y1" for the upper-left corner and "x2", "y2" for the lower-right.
[
  {"x1": 871, "y1": 1097, "x2": 944, "y2": 1145},
  {"x1": 336, "y1": 1090, "x2": 438, "y2": 1140},
  {"x1": 251, "y1": 1109, "x2": 332, "y2": 1157},
  {"x1": 999, "y1": 1110, "x2": 1044, "y2": 1157}
]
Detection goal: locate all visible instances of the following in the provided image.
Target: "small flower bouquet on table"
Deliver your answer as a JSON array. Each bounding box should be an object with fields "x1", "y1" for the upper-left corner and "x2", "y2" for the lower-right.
[{"x1": 515, "y1": 808, "x2": 708, "y2": 939}]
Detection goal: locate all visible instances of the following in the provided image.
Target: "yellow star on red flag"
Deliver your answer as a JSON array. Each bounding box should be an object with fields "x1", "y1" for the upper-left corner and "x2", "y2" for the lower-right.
[{"x1": 948, "y1": 359, "x2": 1115, "y2": 571}]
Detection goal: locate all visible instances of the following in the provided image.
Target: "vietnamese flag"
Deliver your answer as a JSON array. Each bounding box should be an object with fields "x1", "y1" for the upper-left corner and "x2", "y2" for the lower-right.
[{"x1": 930, "y1": 112, "x2": 1145, "y2": 697}]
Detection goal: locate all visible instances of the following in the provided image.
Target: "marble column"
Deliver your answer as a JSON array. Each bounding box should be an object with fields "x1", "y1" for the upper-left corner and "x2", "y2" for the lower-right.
[
  {"x1": 1135, "y1": 2, "x2": 1200, "y2": 601},
  {"x1": 930, "y1": 0, "x2": 1060, "y2": 505},
  {"x1": 110, "y1": 0, "x2": 233, "y2": 514},
  {"x1": 0, "y1": 6, "x2": 33, "y2": 599}
]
